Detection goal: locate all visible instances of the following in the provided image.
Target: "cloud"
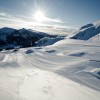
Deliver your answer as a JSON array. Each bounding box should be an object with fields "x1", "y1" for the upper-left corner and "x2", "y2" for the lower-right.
[
  {"x1": 0, "y1": 11, "x2": 77, "y2": 35},
  {"x1": 0, "y1": 11, "x2": 63, "y2": 28},
  {"x1": 0, "y1": 12, "x2": 77, "y2": 35},
  {"x1": 0, "y1": 11, "x2": 29, "y2": 27},
  {"x1": 44, "y1": 17, "x2": 63, "y2": 23},
  {"x1": 0, "y1": 12, "x2": 6, "y2": 16}
]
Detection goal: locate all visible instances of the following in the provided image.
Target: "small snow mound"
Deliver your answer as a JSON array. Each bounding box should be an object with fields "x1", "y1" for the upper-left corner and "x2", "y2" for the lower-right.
[
  {"x1": 45, "y1": 50, "x2": 56, "y2": 53},
  {"x1": 89, "y1": 60, "x2": 100, "y2": 63},
  {"x1": 34, "y1": 47, "x2": 42, "y2": 49},
  {"x1": 26, "y1": 49, "x2": 34, "y2": 54},
  {"x1": 69, "y1": 52, "x2": 86, "y2": 57},
  {"x1": 56, "y1": 52, "x2": 64, "y2": 56},
  {"x1": 97, "y1": 71, "x2": 100, "y2": 75}
]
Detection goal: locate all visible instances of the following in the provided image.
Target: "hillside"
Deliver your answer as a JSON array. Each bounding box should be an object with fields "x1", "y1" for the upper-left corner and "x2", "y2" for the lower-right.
[
  {"x1": 67, "y1": 20, "x2": 100, "y2": 40},
  {"x1": 0, "y1": 38, "x2": 100, "y2": 100},
  {"x1": 0, "y1": 28, "x2": 62, "y2": 50}
]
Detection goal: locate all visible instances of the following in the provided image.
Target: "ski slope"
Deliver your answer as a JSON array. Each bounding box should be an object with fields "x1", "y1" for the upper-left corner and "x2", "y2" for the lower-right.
[{"x1": 0, "y1": 39, "x2": 100, "y2": 100}]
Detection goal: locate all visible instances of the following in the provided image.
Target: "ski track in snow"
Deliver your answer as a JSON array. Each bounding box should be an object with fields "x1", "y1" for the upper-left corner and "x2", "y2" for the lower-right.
[{"x1": 0, "y1": 39, "x2": 100, "y2": 100}]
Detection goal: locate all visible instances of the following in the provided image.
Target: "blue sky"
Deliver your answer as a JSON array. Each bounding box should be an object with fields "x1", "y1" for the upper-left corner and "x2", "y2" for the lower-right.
[{"x1": 0, "y1": 0, "x2": 100, "y2": 30}]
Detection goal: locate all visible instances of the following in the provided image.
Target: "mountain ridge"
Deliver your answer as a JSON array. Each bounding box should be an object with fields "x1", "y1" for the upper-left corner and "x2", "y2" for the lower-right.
[
  {"x1": 0, "y1": 27, "x2": 63, "y2": 50},
  {"x1": 67, "y1": 20, "x2": 100, "y2": 40}
]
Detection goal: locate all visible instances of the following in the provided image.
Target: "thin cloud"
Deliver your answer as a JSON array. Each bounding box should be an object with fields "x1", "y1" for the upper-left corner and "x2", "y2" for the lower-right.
[
  {"x1": 44, "y1": 17, "x2": 63, "y2": 23},
  {"x1": 0, "y1": 12, "x2": 77, "y2": 35},
  {"x1": 0, "y1": 11, "x2": 28, "y2": 25},
  {"x1": 0, "y1": 12, "x2": 7, "y2": 16},
  {"x1": 0, "y1": 11, "x2": 77, "y2": 32}
]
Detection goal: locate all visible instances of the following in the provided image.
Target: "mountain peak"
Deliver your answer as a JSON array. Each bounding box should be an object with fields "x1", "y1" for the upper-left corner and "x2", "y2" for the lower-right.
[
  {"x1": 93, "y1": 20, "x2": 100, "y2": 28},
  {"x1": 0, "y1": 27, "x2": 16, "y2": 33},
  {"x1": 67, "y1": 20, "x2": 100, "y2": 40}
]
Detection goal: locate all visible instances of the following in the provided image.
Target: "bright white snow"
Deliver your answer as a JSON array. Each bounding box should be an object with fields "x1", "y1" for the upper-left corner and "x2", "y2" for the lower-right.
[
  {"x1": 67, "y1": 20, "x2": 100, "y2": 40},
  {"x1": 0, "y1": 38, "x2": 100, "y2": 100}
]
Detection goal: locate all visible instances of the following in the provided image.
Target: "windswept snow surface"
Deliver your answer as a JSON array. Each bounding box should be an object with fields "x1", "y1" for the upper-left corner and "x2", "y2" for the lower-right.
[{"x1": 0, "y1": 39, "x2": 100, "y2": 100}]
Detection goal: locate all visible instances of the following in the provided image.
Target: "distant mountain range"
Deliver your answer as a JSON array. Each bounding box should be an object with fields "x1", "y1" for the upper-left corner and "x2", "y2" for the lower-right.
[
  {"x1": 0, "y1": 20, "x2": 100, "y2": 51},
  {"x1": 67, "y1": 20, "x2": 100, "y2": 40},
  {"x1": 0, "y1": 27, "x2": 64, "y2": 50}
]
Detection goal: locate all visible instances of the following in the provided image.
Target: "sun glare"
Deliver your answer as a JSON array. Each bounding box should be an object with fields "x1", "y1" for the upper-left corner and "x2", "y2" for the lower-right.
[{"x1": 34, "y1": 10, "x2": 46, "y2": 22}]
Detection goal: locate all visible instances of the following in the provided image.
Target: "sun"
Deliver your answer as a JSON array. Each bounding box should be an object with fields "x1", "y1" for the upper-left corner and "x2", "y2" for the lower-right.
[{"x1": 34, "y1": 10, "x2": 46, "y2": 22}]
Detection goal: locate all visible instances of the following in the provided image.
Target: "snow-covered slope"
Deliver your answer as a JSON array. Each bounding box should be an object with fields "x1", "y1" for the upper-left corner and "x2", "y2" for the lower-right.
[
  {"x1": 67, "y1": 20, "x2": 100, "y2": 40},
  {"x1": 89, "y1": 33, "x2": 100, "y2": 42},
  {"x1": 0, "y1": 27, "x2": 16, "y2": 33},
  {"x1": 0, "y1": 27, "x2": 16, "y2": 41},
  {"x1": 0, "y1": 38, "x2": 100, "y2": 100},
  {"x1": 35, "y1": 36, "x2": 65, "y2": 46}
]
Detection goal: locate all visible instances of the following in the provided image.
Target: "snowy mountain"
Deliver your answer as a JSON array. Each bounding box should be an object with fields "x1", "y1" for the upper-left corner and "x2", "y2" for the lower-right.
[
  {"x1": 0, "y1": 27, "x2": 16, "y2": 41},
  {"x1": 89, "y1": 33, "x2": 100, "y2": 42},
  {"x1": 35, "y1": 36, "x2": 65, "y2": 46},
  {"x1": 0, "y1": 27, "x2": 62, "y2": 50},
  {"x1": 67, "y1": 20, "x2": 100, "y2": 40},
  {"x1": 0, "y1": 27, "x2": 16, "y2": 33},
  {"x1": 6, "y1": 28, "x2": 50, "y2": 46}
]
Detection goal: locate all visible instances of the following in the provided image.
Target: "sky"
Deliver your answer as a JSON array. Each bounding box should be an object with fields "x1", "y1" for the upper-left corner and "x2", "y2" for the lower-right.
[{"x1": 0, "y1": 0, "x2": 100, "y2": 34}]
